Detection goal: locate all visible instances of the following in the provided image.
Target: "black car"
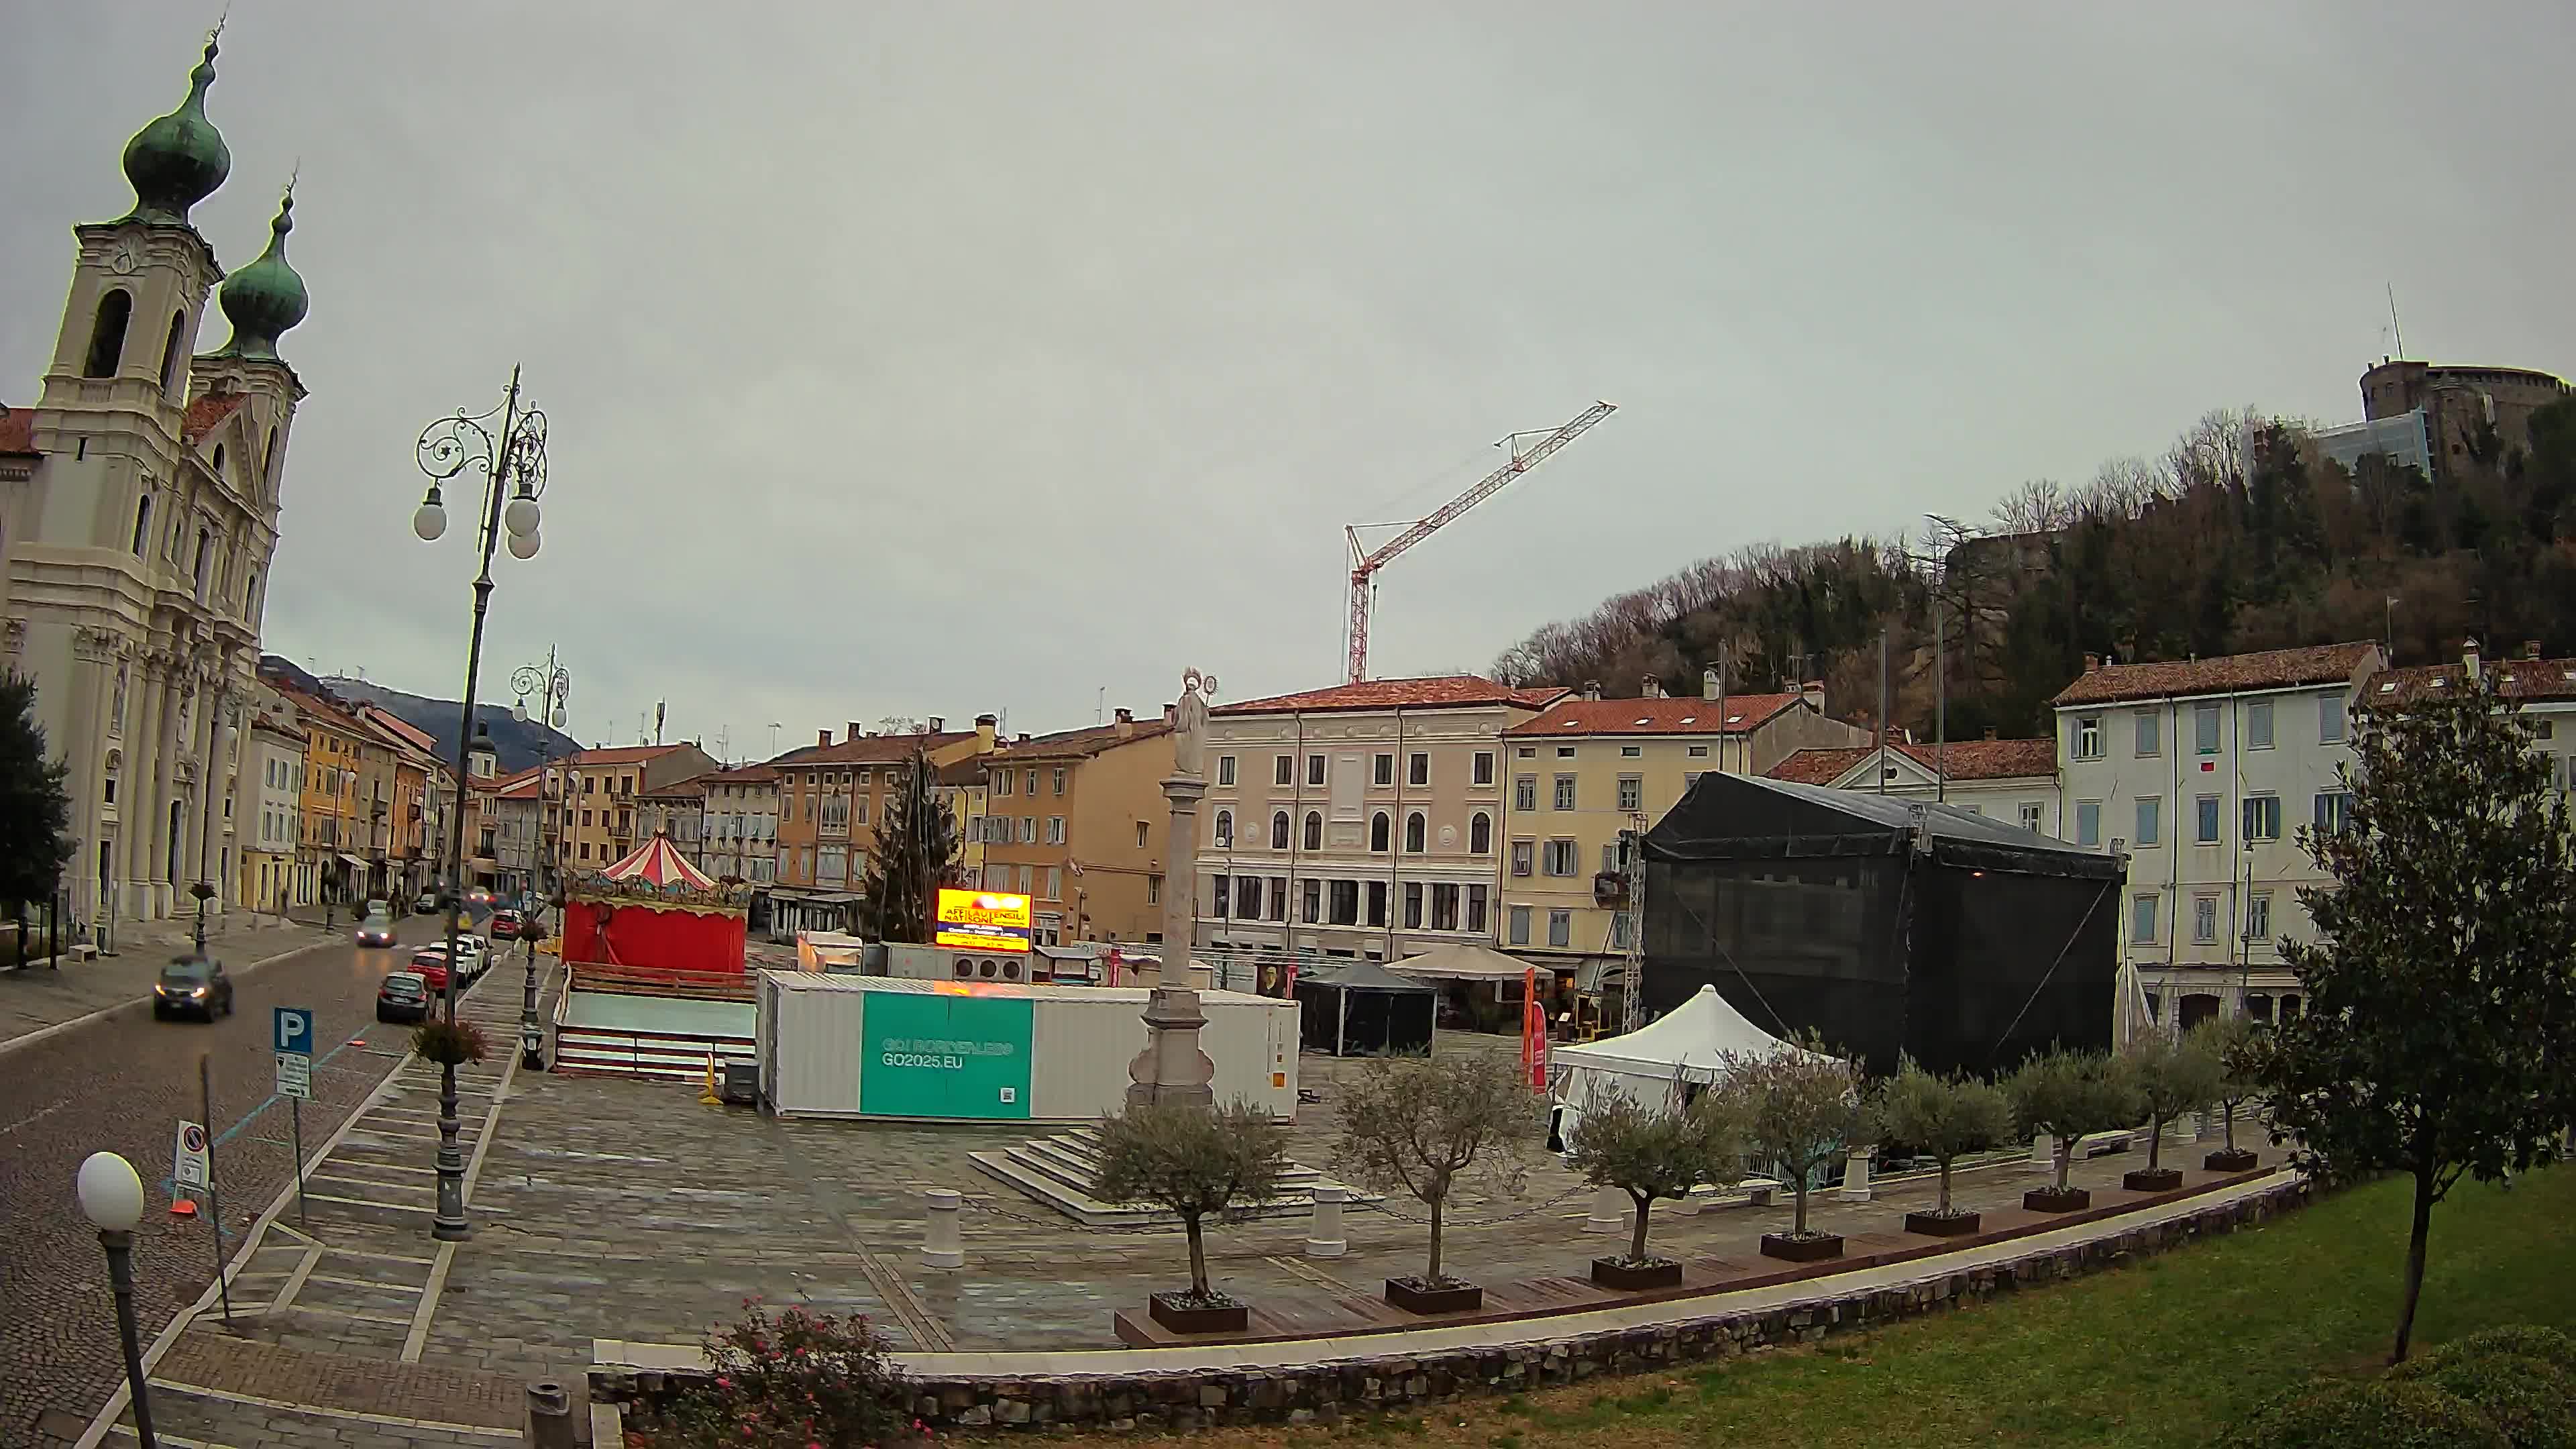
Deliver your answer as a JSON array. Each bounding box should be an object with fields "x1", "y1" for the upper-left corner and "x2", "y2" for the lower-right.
[
  {"x1": 153, "y1": 956, "x2": 234, "y2": 1021},
  {"x1": 376, "y1": 970, "x2": 432, "y2": 1024}
]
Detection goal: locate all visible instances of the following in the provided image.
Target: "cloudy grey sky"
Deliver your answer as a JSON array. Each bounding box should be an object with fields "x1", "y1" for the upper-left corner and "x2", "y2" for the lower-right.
[{"x1": 7, "y1": 3, "x2": 2571, "y2": 756}]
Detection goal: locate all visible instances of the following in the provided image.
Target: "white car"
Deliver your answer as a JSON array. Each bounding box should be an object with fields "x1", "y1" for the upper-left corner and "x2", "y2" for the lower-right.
[{"x1": 415, "y1": 934, "x2": 490, "y2": 983}]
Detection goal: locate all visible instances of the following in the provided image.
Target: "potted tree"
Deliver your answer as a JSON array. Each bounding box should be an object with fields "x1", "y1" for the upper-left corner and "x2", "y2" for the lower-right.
[
  {"x1": 1717, "y1": 1034, "x2": 1866, "y2": 1263},
  {"x1": 1564, "y1": 1087, "x2": 1742, "y2": 1289},
  {"x1": 2006, "y1": 1048, "x2": 2139, "y2": 1212},
  {"x1": 1334, "y1": 1055, "x2": 1537, "y2": 1313},
  {"x1": 1093, "y1": 1099, "x2": 1287, "y2": 1335},
  {"x1": 2121, "y1": 1029, "x2": 2223, "y2": 1191},
  {"x1": 1874, "y1": 1057, "x2": 2013, "y2": 1237},
  {"x1": 2192, "y1": 1015, "x2": 2268, "y2": 1171}
]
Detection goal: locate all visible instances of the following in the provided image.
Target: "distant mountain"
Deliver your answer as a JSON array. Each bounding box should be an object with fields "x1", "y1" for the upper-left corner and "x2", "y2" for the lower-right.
[{"x1": 260, "y1": 656, "x2": 579, "y2": 774}]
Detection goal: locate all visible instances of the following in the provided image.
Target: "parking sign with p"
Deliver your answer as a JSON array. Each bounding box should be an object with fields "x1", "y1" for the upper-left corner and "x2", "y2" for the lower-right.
[{"x1": 274, "y1": 1008, "x2": 313, "y2": 1057}]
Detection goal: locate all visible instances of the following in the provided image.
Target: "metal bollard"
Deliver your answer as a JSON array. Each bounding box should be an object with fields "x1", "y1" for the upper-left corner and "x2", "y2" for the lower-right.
[
  {"x1": 1305, "y1": 1185, "x2": 1348, "y2": 1258},
  {"x1": 1837, "y1": 1144, "x2": 1873, "y2": 1202},
  {"x1": 525, "y1": 1380, "x2": 575, "y2": 1449},
  {"x1": 922, "y1": 1187, "x2": 964, "y2": 1269},
  {"x1": 1584, "y1": 1184, "x2": 1627, "y2": 1234}
]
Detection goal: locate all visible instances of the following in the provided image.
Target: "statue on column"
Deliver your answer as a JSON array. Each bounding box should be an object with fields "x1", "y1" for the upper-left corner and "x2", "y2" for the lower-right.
[{"x1": 1171, "y1": 667, "x2": 1216, "y2": 779}]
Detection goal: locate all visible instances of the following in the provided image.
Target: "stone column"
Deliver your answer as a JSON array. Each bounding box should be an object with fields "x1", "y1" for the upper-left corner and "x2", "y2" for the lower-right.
[
  {"x1": 1837, "y1": 1144, "x2": 1874, "y2": 1202},
  {"x1": 1124, "y1": 986, "x2": 1216, "y2": 1111},
  {"x1": 65, "y1": 636, "x2": 114, "y2": 925},
  {"x1": 921, "y1": 1188, "x2": 963, "y2": 1269},
  {"x1": 1305, "y1": 1185, "x2": 1348, "y2": 1258},
  {"x1": 125, "y1": 662, "x2": 166, "y2": 918},
  {"x1": 148, "y1": 671, "x2": 187, "y2": 916},
  {"x1": 1159, "y1": 771, "x2": 1205, "y2": 982}
]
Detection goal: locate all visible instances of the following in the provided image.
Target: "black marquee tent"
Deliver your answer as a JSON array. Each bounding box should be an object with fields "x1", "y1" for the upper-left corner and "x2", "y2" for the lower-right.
[
  {"x1": 1294, "y1": 959, "x2": 1437, "y2": 1057},
  {"x1": 1642, "y1": 772, "x2": 2121, "y2": 1077}
]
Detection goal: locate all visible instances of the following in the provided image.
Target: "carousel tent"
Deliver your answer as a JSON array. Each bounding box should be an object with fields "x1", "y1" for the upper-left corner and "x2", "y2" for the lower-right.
[
  {"x1": 1387, "y1": 941, "x2": 1538, "y2": 982},
  {"x1": 1294, "y1": 959, "x2": 1436, "y2": 1057},
  {"x1": 561, "y1": 831, "x2": 749, "y2": 976},
  {"x1": 1552, "y1": 984, "x2": 1815, "y2": 1124}
]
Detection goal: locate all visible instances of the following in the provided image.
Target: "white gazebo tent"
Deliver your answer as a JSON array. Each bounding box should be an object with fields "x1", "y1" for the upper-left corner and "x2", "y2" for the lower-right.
[
  {"x1": 1386, "y1": 942, "x2": 1539, "y2": 983},
  {"x1": 1549, "y1": 983, "x2": 1822, "y2": 1130}
]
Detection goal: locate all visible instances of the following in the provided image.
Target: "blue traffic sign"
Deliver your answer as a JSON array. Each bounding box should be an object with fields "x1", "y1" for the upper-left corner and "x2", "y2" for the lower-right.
[{"x1": 273, "y1": 1006, "x2": 314, "y2": 1057}]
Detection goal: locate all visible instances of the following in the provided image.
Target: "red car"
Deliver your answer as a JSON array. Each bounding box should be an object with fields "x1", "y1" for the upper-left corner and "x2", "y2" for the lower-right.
[
  {"x1": 405, "y1": 948, "x2": 451, "y2": 994},
  {"x1": 489, "y1": 909, "x2": 525, "y2": 940}
]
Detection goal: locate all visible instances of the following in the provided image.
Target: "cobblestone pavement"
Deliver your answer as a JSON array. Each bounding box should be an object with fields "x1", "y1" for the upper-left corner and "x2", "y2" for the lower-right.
[
  {"x1": 0, "y1": 908, "x2": 338, "y2": 1051},
  {"x1": 3, "y1": 913, "x2": 497, "y2": 1446}
]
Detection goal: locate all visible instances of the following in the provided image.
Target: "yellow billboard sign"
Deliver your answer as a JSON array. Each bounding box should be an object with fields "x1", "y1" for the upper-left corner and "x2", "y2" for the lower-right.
[{"x1": 935, "y1": 889, "x2": 1033, "y2": 953}]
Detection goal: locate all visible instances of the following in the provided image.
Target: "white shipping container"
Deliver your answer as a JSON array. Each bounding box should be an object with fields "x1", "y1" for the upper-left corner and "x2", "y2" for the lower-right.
[{"x1": 756, "y1": 972, "x2": 1298, "y2": 1122}]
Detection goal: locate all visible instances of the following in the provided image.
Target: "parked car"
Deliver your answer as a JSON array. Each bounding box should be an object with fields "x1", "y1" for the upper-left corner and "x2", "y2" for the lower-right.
[
  {"x1": 488, "y1": 909, "x2": 525, "y2": 940},
  {"x1": 406, "y1": 948, "x2": 452, "y2": 994},
  {"x1": 152, "y1": 955, "x2": 234, "y2": 1020},
  {"x1": 413, "y1": 891, "x2": 439, "y2": 915},
  {"x1": 376, "y1": 970, "x2": 431, "y2": 1024},
  {"x1": 354, "y1": 910, "x2": 398, "y2": 949}
]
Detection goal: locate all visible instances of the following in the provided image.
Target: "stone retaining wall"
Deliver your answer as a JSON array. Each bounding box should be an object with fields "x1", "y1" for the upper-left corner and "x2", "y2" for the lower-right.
[{"x1": 596, "y1": 1178, "x2": 2310, "y2": 1434}]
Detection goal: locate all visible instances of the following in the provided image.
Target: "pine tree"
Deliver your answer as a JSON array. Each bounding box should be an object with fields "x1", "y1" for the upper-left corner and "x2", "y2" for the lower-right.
[
  {"x1": 0, "y1": 672, "x2": 74, "y2": 961},
  {"x1": 2265, "y1": 665, "x2": 2576, "y2": 1364},
  {"x1": 859, "y1": 749, "x2": 959, "y2": 943}
]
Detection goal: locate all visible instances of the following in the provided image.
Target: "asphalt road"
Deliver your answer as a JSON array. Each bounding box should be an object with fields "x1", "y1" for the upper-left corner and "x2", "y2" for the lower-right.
[{"x1": 0, "y1": 911, "x2": 492, "y2": 1442}]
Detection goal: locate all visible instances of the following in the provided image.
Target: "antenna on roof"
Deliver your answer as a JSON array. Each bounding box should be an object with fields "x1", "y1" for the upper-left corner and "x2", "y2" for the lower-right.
[{"x1": 2386, "y1": 283, "x2": 2405, "y2": 360}]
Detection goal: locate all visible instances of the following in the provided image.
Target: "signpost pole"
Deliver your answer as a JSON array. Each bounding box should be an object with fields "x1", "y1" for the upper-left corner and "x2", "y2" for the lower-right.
[
  {"x1": 273, "y1": 1008, "x2": 315, "y2": 1230},
  {"x1": 198, "y1": 1054, "x2": 231, "y2": 1322},
  {"x1": 291, "y1": 1097, "x2": 308, "y2": 1229}
]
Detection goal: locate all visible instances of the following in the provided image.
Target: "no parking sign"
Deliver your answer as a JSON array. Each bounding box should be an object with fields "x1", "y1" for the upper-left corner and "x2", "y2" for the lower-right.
[{"x1": 173, "y1": 1120, "x2": 209, "y2": 1189}]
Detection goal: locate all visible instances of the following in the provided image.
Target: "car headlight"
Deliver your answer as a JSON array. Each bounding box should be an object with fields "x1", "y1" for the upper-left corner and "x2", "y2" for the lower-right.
[{"x1": 190, "y1": 986, "x2": 207, "y2": 998}]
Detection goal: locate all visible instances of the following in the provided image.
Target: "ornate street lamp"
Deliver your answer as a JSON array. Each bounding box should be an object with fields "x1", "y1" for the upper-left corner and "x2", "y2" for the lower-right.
[
  {"x1": 410, "y1": 367, "x2": 548, "y2": 1242},
  {"x1": 77, "y1": 1151, "x2": 156, "y2": 1447}
]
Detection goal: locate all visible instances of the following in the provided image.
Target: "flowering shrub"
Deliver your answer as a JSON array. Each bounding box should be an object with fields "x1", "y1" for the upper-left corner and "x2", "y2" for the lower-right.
[{"x1": 632, "y1": 1299, "x2": 918, "y2": 1448}]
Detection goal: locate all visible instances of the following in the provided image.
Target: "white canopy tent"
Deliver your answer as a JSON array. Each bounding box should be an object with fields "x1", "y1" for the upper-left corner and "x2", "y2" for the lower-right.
[
  {"x1": 1388, "y1": 942, "x2": 1539, "y2": 982},
  {"x1": 1550, "y1": 984, "x2": 1825, "y2": 1128}
]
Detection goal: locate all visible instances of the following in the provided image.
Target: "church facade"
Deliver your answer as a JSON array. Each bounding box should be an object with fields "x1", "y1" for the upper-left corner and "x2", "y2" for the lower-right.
[{"x1": 0, "y1": 32, "x2": 311, "y2": 930}]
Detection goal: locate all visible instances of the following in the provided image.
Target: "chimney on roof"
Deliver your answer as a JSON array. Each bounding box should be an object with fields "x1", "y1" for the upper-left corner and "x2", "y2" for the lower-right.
[
  {"x1": 2084, "y1": 653, "x2": 2100, "y2": 674},
  {"x1": 2524, "y1": 641, "x2": 2542, "y2": 661},
  {"x1": 1641, "y1": 676, "x2": 1664, "y2": 699},
  {"x1": 1702, "y1": 667, "x2": 1720, "y2": 702},
  {"x1": 1163, "y1": 702, "x2": 1177, "y2": 727},
  {"x1": 1016, "y1": 733, "x2": 1030, "y2": 745},
  {"x1": 1801, "y1": 681, "x2": 1823, "y2": 708},
  {"x1": 929, "y1": 716, "x2": 945, "y2": 733},
  {"x1": 1581, "y1": 680, "x2": 1602, "y2": 702},
  {"x1": 849, "y1": 721, "x2": 864, "y2": 741},
  {"x1": 2464, "y1": 637, "x2": 2481, "y2": 682},
  {"x1": 818, "y1": 728, "x2": 833, "y2": 747},
  {"x1": 1984, "y1": 727, "x2": 1998, "y2": 741},
  {"x1": 1114, "y1": 707, "x2": 1134, "y2": 737},
  {"x1": 975, "y1": 713, "x2": 997, "y2": 750}
]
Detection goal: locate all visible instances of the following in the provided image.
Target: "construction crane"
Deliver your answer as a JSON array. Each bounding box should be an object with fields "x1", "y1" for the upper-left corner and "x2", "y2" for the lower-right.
[{"x1": 1344, "y1": 400, "x2": 1617, "y2": 683}]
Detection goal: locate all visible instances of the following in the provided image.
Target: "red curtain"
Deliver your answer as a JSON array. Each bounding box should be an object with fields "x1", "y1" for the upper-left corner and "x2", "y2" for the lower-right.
[{"x1": 563, "y1": 901, "x2": 745, "y2": 975}]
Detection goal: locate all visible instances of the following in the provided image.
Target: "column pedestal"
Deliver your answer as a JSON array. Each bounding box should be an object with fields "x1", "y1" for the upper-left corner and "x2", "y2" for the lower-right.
[{"x1": 1305, "y1": 1185, "x2": 1348, "y2": 1258}]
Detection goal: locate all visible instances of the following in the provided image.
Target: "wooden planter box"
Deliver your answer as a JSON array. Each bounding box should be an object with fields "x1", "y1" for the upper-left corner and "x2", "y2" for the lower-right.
[
  {"x1": 1146, "y1": 1291, "x2": 1248, "y2": 1335},
  {"x1": 2123, "y1": 1167, "x2": 2185, "y2": 1193},
  {"x1": 2024, "y1": 1186, "x2": 2092, "y2": 1213},
  {"x1": 1759, "y1": 1232, "x2": 1844, "y2": 1263},
  {"x1": 1383, "y1": 1277, "x2": 1483, "y2": 1315},
  {"x1": 1904, "y1": 1209, "x2": 1982, "y2": 1237},
  {"x1": 2204, "y1": 1147, "x2": 2260, "y2": 1172},
  {"x1": 1590, "y1": 1256, "x2": 1684, "y2": 1290}
]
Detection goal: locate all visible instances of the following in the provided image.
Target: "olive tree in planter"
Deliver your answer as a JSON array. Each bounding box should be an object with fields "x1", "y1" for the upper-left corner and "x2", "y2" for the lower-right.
[
  {"x1": 1873, "y1": 1057, "x2": 2012, "y2": 1237},
  {"x1": 1563, "y1": 1087, "x2": 1743, "y2": 1289},
  {"x1": 1716, "y1": 1034, "x2": 1866, "y2": 1263},
  {"x1": 1334, "y1": 1053, "x2": 1537, "y2": 1314},
  {"x1": 2192, "y1": 1014, "x2": 2268, "y2": 1172},
  {"x1": 2120, "y1": 1029, "x2": 2225, "y2": 1191},
  {"x1": 1093, "y1": 1098, "x2": 1287, "y2": 1335},
  {"x1": 2006, "y1": 1048, "x2": 2139, "y2": 1212}
]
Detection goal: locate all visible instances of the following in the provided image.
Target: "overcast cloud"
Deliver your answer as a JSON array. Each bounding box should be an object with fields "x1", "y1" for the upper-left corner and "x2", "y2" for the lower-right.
[{"x1": 5, "y1": 3, "x2": 2571, "y2": 756}]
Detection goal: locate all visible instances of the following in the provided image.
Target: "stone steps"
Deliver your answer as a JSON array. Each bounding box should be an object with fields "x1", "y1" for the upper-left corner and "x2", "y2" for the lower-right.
[{"x1": 969, "y1": 1128, "x2": 1373, "y2": 1228}]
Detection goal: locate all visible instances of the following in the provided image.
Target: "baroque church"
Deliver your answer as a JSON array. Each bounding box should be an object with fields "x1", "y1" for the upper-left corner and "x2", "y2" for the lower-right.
[{"x1": 0, "y1": 32, "x2": 310, "y2": 929}]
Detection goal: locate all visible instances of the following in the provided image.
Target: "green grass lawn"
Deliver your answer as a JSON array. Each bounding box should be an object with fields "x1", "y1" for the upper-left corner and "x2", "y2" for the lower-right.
[{"x1": 1111, "y1": 1165, "x2": 2576, "y2": 1448}]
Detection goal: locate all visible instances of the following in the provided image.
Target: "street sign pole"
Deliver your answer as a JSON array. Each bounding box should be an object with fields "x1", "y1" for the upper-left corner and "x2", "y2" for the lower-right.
[
  {"x1": 197, "y1": 1053, "x2": 231, "y2": 1322},
  {"x1": 290, "y1": 1097, "x2": 307, "y2": 1229},
  {"x1": 274, "y1": 1008, "x2": 316, "y2": 1231}
]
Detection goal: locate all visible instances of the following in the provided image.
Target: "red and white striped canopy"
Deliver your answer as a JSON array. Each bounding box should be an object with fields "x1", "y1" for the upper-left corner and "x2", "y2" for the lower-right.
[{"x1": 596, "y1": 833, "x2": 715, "y2": 890}]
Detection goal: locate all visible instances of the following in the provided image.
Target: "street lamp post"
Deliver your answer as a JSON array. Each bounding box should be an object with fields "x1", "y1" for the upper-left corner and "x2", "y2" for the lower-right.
[
  {"x1": 76, "y1": 1150, "x2": 157, "y2": 1448},
  {"x1": 411, "y1": 367, "x2": 549, "y2": 1242}
]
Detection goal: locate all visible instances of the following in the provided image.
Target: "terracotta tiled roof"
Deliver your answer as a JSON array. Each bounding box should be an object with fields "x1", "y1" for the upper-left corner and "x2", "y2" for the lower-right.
[
  {"x1": 2049, "y1": 643, "x2": 2381, "y2": 708},
  {"x1": 1506, "y1": 694, "x2": 1805, "y2": 737},
  {"x1": 767, "y1": 731, "x2": 975, "y2": 769},
  {"x1": 700, "y1": 763, "x2": 779, "y2": 784},
  {"x1": 992, "y1": 719, "x2": 1173, "y2": 760},
  {"x1": 572, "y1": 743, "x2": 689, "y2": 767},
  {"x1": 1214, "y1": 676, "x2": 1567, "y2": 716},
  {"x1": 2367, "y1": 657, "x2": 2576, "y2": 705},
  {"x1": 1766, "y1": 738, "x2": 2059, "y2": 787},
  {"x1": 182, "y1": 392, "x2": 249, "y2": 444},
  {"x1": 0, "y1": 405, "x2": 35, "y2": 455}
]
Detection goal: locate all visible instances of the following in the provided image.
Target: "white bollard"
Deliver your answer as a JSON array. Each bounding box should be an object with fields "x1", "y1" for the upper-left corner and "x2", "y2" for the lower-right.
[
  {"x1": 2030, "y1": 1132, "x2": 2055, "y2": 1170},
  {"x1": 1837, "y1": 1144, "x2": 1873, "y2": 1202},
  {"x1": 1584, "y1": 1184, "x2": 1629, "y2": 1234},
  {"x1": 1305, "y1": 1185, "x2": 1348, "y2": 1258},
  {"x1": 922, "y1": 1188, "x2": 964, "y2": 1269}
]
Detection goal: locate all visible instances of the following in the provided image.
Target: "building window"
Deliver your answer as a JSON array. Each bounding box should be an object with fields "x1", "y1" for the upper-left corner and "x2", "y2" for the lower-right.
[
  {"x1": 1511, "y1": 840, "x2": 1534, "y2": 877},
  {"x1": 2194, "y1": 704, "x2": 2220, "y2": 755},
  {"x1": 1216, "y1": 755, "x2": 1236, "y2": 786},
  {"x1": 2320, "y1": 695, "x2": 2347, "y2": 744},
  {"x1": 2196, "y1": 795, "x2": 2222, "y2": 844},
  {"x1": 2073, "y1": 715, "x2": 2102, "y2": 760},
  {"x1": 1238, "y1": 877, "x2": 1264, "y2": 919},
  {"x1": 1271, "y1": 810, "x2": 1290, "y2": 849},
  {"x1": 1019, "y1": 816, "x2": 1036, "y2": 843},
  {"x1": 1408, "y1": 752, "x2": 1430, "y2": 786},
  {"x1": 1303, "y1": 811, "x2": 1322, "y2": 851},
  {"x1": 1366, "y1": 879, "x2": 1387, "y2": 927},
  {"x1": 1543, "y1": 839, "x2": 1578, "y2": 875},
  {"x1": 1620, "y1": 745, "x2": 1642, "y2": 759},
  {"x1": 1051, "y1": 768, "x2": 1066, "y2": 795},
  {"x1": 2131, "y1": 894, "x2": 2157, "y2": 944},
  {"x1": 2245, "y1": 701, "x2": 2275, "y2": 750},
  {"x1": 1046, "y1": 816, "x2": 1065, "y2": 845},
  {"x1": 2241, "y1": 794, "x2": 2281, "y2": 842},
  {"x1": 1214, "y1": 810, "x2": 1232, "y2": 847},
  {"x1": 2192, "y1": 895, "x2": 2219, "y2": 944},
  {"x1": 2314, "y1": 790, "x2": 2352, "y2": 834},
  {"x1": 1466, "y1": 884, "x2": 1487, "y2": 934},
  {"x1": 2245, "y1": 890, "x2": 2272, "y2": 942},
  {"x1": 1514, "y1": 775, "x2": 1537, "y2": 811},
  {"x1": 1330, "y1": 879, "x2": 1359, "y2": 925},
  {"x1": 1370, "y1": 812, "x2": 1390, "y2": 852},
  {"x1": 1556, "y1": 746, "x2": 1574, "y2": 759},
  {"x1": 1268, "y1": 876, "x2": 1288, "y2": 921},
  {"x1": 2135, "y1": 796, "x2": 2161, "y2": 847},
  {"x1": 1472, "y1": 751, "x2": 1494, "y2": 786},
  {"x1": 1517, "y1": 746, "x2": 1536, "y2": 759},
  {"x1": 2134, "y1": 710, "x2": 2160, "y2": 757},
  {"x1": 1553, "y1": 774, "x2": 1576, "y2": 810},
  {"x1": 130, "y1": 494, "x2": 153, "y2": 555},
  {"x1": 1396, "y1": 880, "x2": 1421, "y2": 928},
  {"x1": 1609, "y1": 910, "x2": 1631, "y2": 949},
  {"x1": 1275, "y1": 755, "x2": 1293, "y2": 786},
  {"x1": 1431, "y1": 883, "x2": 1459, "y2": 930},
  {"x1": 1404, "y1": 812, "x2": 1426, "y2": 853},
  {"x1": 1023, "y1": 769, "x2": 1038, "y2": 796},
  {"x1": 85, "y1": 288, "x2": 132, "y2": 378},
  {"x1": 1617, "y1": 775, "x2": 1642, "y2": 812},
  {"x1": 1146, "y1": 873, "x2": 1162, "y2": 906},
  {"x1": 1686, "y1": 743, "x2": 1709, "y2": 759},
  {"x1": 1469, "y1": 812, "x2": 1491, "y2": 854},
  {"x1": 1508, "y1": 904, "x2": 1531, "y2": 946},
  {"x1": 2074, "y1": 800, "x2": 2100, "y2": 847},
  {"x1": 2019, "y1": 801, "x2": 2043, "y2": 833},
  {"x1": 1306, "y1": 754, "x2": 1326, "y2": 786},
  {"x1": 995, "y1": 770, "x2": 1012, "y2": 798},
  {"x1": 1373, "y1": 753, "x2": 1395, "y2": 786},
  {"x1": 1044, "y1": 866, "x2": 1062, "y2": 900},
  {"x1": 1547, "y1": 909, "x2": 1572, "y2": 948}
]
